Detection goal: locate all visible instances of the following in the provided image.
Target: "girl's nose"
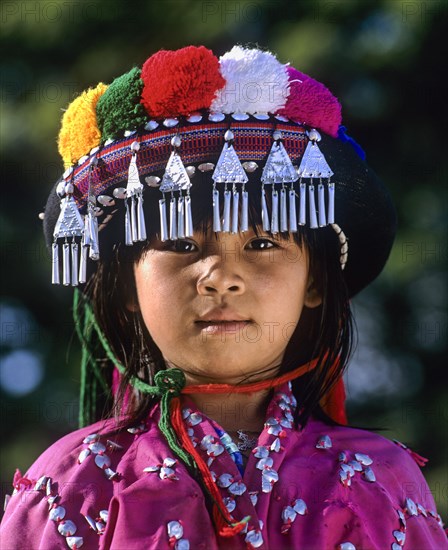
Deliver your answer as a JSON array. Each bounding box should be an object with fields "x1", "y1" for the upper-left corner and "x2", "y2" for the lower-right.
[{"x1": 196, "y1": 260, "x2": 246, "y2": 296}]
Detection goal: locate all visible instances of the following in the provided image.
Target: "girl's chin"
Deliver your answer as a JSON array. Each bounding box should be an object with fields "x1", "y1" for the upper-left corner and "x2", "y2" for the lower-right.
[{"x1": 174, "y1": 360, "x2": 279, "y2": 386}]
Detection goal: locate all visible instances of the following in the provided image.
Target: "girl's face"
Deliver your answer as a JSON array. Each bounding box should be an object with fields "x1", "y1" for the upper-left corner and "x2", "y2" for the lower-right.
[{"x1": 132, "y1": 229, "x2": 321, "y2": 384}]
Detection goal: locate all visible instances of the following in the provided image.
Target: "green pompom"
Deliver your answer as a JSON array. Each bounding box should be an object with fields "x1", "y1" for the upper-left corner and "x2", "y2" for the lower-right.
[{"x1": 96, "y1": 67, "x2": 148, "y2": 141}]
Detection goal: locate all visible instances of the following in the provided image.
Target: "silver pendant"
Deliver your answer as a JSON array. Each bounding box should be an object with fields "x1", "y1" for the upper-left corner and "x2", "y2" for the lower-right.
[
  {"x1": 308, "y1": 185, "x2": 318, "y2": 228},
  {"x1": 261, "y1": 188, "x2": 270, "y2": 231},
  {"x1": 297, "y1": 141, "x2": 333, "y2": 179},
  {"x1": 280, "y1": 187, "x2": 288, "y2": 232},
  {"x1": 71, "y1": 242, "x2": 79, "y2": 287},
  {"x1": 231, "y1": 189, "x2": 239, "y2": 233},
  {"x1": 212, "y1": 143, "x2": 248, "y2": 185},
  {"x1": 52, "y1": 243, "x2": 60, "y2": 284},
  {"x1": 169, "y1": 196, "x2": 177, "y2": 241},
  {"x1": 288, "y1": 189, "x2": 297, "y2": 232},
  {"x1": 78, "y1": 245, "x2": 88, "y2": 284},
  {"x1": 62, "y1": 242, "x2": 71, "y2": 286},
  {"x1": 53, "y1": 195, "x2": 84, "y2": 240},
  {"x1": 185, "y1": 195, "x2": 193, "y2": 237},
  {"x1": 261, "y1": 141, "x2": 298, "y2": 185},
  {"x1": 159, "y1": 198, "x2": 168, "y2": 242},
  {"x1": 124, "y1": 201, "x2": 133, "y2": 246},
  {"x1": 271, "y1": 189, "x2": 279, "y2": 234},
  {"x1": 223, "y1": 189, "x2": 231, "y2": 232},
  {"x1": 160, "y1": 151, "x2": 191, "y2": 193},
  {"x1": 299, "y1": 182, "x2": 306, "y2": 225},
  {"x1": 87, "y1": 201, "x2": 99, "y2": 260},
  {"x1": 212, "y1": 188, "x2": 221, "y2": 232},
  {"x1": 130, "y1": 196, "x2": 138, "y2": 242},
  {"x1": 241, "y1": 190, "x2": 249, "y2": 232},
  {"x1": 328, "y1": 182, "x2": 335, "y2": 223},
  {"x1": 318, "y1": 182, "x2": 327, "y2": 227},
  {"x1": 177, "y1": 195, "x2": 185, "y2": 239},
  {"x1": 137, "y1": 194, "x2": 147, "y2": 241}
]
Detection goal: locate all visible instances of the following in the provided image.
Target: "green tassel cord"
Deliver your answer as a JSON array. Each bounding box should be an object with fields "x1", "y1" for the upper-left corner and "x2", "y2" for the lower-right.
[{"x1": 72, "y1": 289, "x2": 196, "y2": 471}]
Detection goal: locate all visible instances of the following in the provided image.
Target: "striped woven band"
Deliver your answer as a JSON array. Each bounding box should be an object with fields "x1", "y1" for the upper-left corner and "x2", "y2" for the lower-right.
[{"x1": 64, "y1": 120, "x2": 308, "y2": 211}]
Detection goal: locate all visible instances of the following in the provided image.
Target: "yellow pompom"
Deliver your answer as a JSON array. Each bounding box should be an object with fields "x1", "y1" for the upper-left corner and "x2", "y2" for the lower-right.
[{"x1": 58, "y1": 83, "x2": 108, "y2": 168}]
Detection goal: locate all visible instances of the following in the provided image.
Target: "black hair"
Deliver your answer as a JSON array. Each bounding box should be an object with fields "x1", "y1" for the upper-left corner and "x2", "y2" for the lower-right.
[{"x1": 80, "y1": 168, "x2": 355, "y2": 429}]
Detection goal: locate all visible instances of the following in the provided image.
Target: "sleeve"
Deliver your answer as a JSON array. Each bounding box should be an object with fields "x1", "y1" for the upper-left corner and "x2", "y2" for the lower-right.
[
  {"x1": 320, "y1": 438, "x2": 448, "y2": 550},
  {"x1": 0, "y1": 425, "x2": 116, "y2": 550}
]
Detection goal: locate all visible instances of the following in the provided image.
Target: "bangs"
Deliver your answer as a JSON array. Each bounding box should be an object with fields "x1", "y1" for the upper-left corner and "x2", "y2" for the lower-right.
[{"x1": 100, "y1": 168, "x2": 310, "y2": 265}]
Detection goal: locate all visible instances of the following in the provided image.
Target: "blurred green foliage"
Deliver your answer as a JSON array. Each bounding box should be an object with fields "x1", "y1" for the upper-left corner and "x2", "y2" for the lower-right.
[{"x1": 1, "y1": 0, "x2": 446, "y2": 518}]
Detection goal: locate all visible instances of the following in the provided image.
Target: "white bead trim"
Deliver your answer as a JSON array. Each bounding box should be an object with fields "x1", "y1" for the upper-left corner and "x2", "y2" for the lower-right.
[{"x1": 331, "y1": 224, "x2": 348, "y2": 270}]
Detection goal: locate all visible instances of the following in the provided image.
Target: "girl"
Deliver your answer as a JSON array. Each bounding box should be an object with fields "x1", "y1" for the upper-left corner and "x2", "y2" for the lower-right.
[{"x1": 1, "y1": 45, "x2": 446, "y2": 549}]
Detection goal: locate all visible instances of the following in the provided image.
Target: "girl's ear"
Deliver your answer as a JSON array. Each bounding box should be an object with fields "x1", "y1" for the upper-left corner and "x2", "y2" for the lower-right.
[
  {"x1": 304, "y1": 276, "x2": 322, "y2": 309},
  {"x1": 126, "y1": 297, "x2": 140, "y2": 312}
]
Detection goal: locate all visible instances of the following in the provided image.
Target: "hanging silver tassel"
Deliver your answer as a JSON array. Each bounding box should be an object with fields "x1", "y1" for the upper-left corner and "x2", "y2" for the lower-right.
[
  {"x1": 271, "y1": 188, "x2": 279, "y2": 234},
  {"x1": 52, "y1": 190, "x2": 84, "y2": 285},
  {"x1": 177, "y1": 194, "x2": 185, "y2": 238},
  {"x1": 185, "y1": 193, "x2": 193, "y2": 237},
  {"x1": 212, "y1": 129, "x2": 248, "y2": 234},
  {"x1": 223, "y1": 187, "x2": 231, "y2": 233},
  {"x1": 126, "y1": 143, "x2": 145, "y2": 244},
  {"x1": 280, "y1": 187, "x2": 288, "y2": 232},
  {"x1": 125, "y1": 201, "x2": 133, "y2": 246},
  {"x1": 137, "y1": 194, "x2": 147, "y2": 241},
  {"x1": 289, "y1": 188, "x2": 297, "y2": 232},
  {"x1": 70, "y1": 242, "x2": 79, "y2": 287},
  {"x1": 169, "y1": 195, "x2": 177, "y2": 240},
  {"x1": 87, "y1": 207, "x2": 99, "y2": 259},
  {"x1": 261, "y1": 186, "x2": 270, "y2": 231},
  {"x1": 62, "y1": 242, "x2": 71, "y2": 286},
  {"x1": 308, "y1": 184, "x2": 318, "y2": 228},
  {"x1": 296, "y1": 129, "x2": 334, "y2": 229},
  {"x1": 261, "y1": 130, "x2": 298, "y2": 234},
  {"x1": 130, "y1": 197, "x2": 138, "y2": 242},
  {"x1": 79, "y1": 244, "x2": 88, "y2": 284},
  {"x1": 52, "y1": 242, "x2": 60, "y2": 285},
  {"x1": 241, "y1": 187, "x2": 249, "y2": 232},
  {"x1": 328, "y1": 181, "x2": 335, "y2": 224},
  {"x1": 231, "y1": 186, "x2": 239, "y2": 234},
  {"x1": 159, "y1": 196, "x2": 168, "y2": 242},
  {"x1": 299, "y1": 181, "x2": 306, "y2": 226},
  {"x1": 160, "y1": 135, "x2": 191, "y2": 241},
  {"x1": 318, "y1": 181, "x2": 327, "y2": 227},
  {"x1": 213, "y1": 187, "x2": 221, "y2": 232}
]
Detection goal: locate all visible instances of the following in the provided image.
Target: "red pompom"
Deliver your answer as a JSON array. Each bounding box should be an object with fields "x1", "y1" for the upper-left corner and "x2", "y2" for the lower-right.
[
  {"x1": 279, "y1": 67, "x2": 342, "y2": 137},
  {"x1": 141, "y1": 46, "x2": 225, "y2": 118}
]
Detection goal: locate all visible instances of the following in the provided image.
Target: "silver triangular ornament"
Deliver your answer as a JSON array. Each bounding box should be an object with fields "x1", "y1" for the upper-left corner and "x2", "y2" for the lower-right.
[
  {"x1": 53, "y1": 195, "x2": 84, "y2": 239},
  {"x1": 160, "y1": 151, "x2": 191, "y2": 192},
  {"x1": 126, "y1": 154, "x2": 143, "y2": 197},
  {"x1": 297, "y1": 141, "x2": 333, "y2": 178},
  {"x1": 212, "y1": 143, "x2": 248, "y2": 184},
  {"x1": 261, "y1": 142, "x2": 299, "y2": 184}
]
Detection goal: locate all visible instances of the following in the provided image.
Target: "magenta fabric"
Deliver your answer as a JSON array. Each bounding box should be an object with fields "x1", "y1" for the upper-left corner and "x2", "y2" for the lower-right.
[{"x1": 1, "y1": 383, "x2": 446, "y2": 549}]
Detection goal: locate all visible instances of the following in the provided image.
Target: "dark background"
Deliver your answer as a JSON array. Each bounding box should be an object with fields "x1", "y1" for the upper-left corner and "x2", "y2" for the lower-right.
[{"x1": 1, "y1": 0, "x2": 447, "y2": 518}]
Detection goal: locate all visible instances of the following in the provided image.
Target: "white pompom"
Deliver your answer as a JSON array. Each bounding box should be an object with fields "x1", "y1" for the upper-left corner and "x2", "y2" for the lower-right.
[{"x1": 211, "y1": 46, "x2": 290, "y2": 115}]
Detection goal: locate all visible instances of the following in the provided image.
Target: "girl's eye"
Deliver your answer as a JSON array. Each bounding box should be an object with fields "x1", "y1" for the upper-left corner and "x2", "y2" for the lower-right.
[
  {"x1": 246, "y1": 238, "x2": 279, "y2": 250},
  {"x1": 166, "y1": 239, "x2": 198, "y2": 253}
]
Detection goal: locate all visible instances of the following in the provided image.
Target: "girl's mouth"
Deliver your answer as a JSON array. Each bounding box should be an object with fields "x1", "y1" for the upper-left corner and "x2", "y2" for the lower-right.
[{"x1": 195, "y1": 320, "x2": 251, "y2": 335}]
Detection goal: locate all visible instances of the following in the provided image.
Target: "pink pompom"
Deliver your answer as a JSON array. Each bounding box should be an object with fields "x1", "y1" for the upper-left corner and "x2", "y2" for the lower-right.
[{"x1": 279, "y1": 67, "x2": 342, "y2": 137}]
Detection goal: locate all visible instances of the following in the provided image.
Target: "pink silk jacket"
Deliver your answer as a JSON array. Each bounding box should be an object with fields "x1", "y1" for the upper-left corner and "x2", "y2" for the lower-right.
[{"x1": 1, "y1": 383, "x2": 446, "y2": 549}]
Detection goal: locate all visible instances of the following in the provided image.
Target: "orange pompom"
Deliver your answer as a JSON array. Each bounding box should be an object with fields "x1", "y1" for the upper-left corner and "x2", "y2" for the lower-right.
[
  {"x1": 58, "y1": 83, "x2": 108, "y2": 167},
  {"x1": 140, "y1": 46, "x2": 225, "y2": 118}
]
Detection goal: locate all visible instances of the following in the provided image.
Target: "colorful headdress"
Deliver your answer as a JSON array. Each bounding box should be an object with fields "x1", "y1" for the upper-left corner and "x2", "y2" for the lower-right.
[{"x1": 43, "y1": 44, "x2": 395, "y2": 296}]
